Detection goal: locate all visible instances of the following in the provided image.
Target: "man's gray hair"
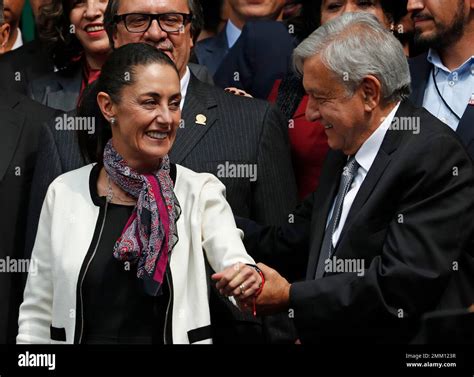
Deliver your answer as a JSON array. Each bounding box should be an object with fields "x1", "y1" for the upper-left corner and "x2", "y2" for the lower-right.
[
  {"x1": 0, "y1": 0, "x2": 4, "y2": 24},
  {"x1": 293, "y1": 12, "x2": 411, "y2": 103}
]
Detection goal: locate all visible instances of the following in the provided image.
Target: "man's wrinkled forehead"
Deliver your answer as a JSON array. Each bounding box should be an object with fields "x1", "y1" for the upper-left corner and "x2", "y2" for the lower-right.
[{"x1": 118, "y1": 0, "x2": 190, "y2": 14}]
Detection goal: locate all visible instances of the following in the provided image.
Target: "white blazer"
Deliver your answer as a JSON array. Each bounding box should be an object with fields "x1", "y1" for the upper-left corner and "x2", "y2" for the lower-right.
[{"x1": 17, "y1": 163, "x2": 255, "y2": 344}]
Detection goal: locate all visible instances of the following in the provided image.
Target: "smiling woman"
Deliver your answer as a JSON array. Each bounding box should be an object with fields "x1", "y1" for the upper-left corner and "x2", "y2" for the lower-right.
[
  {"x1": 27, "y1": 0, "x2": 111, "y2": 111},
  {"x1": 17, "y1": 43, "x2": 264, "y2": 345}
]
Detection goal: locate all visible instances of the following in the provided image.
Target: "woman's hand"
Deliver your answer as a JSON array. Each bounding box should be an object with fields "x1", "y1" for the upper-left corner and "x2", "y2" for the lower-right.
[
  {"x1": 211, "y1": 263, "x2": 262, "y2": 301},
  {"x1": 224, "y1": 87, "x2": 253, "y2": 98}
]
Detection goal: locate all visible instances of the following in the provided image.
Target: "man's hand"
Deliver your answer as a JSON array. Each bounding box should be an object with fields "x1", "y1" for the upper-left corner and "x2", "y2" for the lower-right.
[
  {"x1": 241, "y1": 263, "x2": 291, "y2": 316},
  {"x1": 211, "y1": 262, "x2": 262, "y2": 300}
]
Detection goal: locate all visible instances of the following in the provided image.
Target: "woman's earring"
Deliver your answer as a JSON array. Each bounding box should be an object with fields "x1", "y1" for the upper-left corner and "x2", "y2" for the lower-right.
[{"x1": 110, "y1": 117, "x2": 116, "y2": 126}]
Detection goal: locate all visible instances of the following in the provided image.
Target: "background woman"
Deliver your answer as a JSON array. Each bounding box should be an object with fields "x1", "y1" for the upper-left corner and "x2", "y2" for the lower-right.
[
  {"x1": 27, "y1": 0, "x2": 110, "y2": 111},
  {"x1": 17, "y1": 43, "x2": 262, "y2": 344}
]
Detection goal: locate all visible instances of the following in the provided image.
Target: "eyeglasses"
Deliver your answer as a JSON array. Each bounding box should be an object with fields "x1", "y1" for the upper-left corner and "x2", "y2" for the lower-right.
[{"x1": 114, "y1": 12, "x2": 193, "y2": 33}]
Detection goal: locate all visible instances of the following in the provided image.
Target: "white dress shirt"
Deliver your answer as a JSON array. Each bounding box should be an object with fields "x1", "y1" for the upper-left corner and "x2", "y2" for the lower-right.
[
  {"x1": 225, "y1": 19, "x2": 242, "y2": 49},
  {"x1": 422, "y1": 49, "x2": 474, "y2": 131},
  {"x1": 180, "y1": 66, "x2": 191, "y2": 110},
  {"x1": 11, "y1": 28, "x2": 23, "y2": 50},
  {"x1": 329, "y1": 102, "x2": 401, "y2": 247}
]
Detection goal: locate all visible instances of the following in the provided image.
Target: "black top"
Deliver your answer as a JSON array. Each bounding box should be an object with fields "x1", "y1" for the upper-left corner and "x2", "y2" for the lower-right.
[{"x1": 80, "y1": 163, "x2": 176, "y2": 344}]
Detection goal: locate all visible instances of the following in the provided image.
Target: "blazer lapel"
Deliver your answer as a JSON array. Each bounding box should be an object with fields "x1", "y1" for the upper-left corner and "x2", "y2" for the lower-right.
[
  {"x1": 169, "y1": 74, "x2": 217, "y2": 164},
  {"x1": 409, "y1": 53, "x2": 431, "y2": 107},
  {"x1": 335, "y1": 102, "x2": 409, "y2": 249},
  {"x1": 305, "y1": 151, "x2": 346, "y2": 279},
  {"x1": 45, "y1": 68, "x2": 82, "y2": 111},
  {"x1": 456, "y1": 105, "x2": 474, "y2": 157},
  {"x1": 0, "y1": 96, "x2": 25, "y2": 182}
]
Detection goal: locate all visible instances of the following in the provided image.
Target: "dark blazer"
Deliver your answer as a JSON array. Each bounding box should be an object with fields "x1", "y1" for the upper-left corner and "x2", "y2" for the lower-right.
[
  {"x1": 409, "y1": 53, "x2": 474, "y2": 160},
  {"x1": 213, "y1": 21, "x2": 296, "y2": 99},
  {"x1": 0, "y1": 93, "x2": 57, "y2": 344},
  {"x1": 28, "y1": 66, "x2": 82, "y2": 112},
  {"x1": 194, "y1": 28, "x2": 229, "y2": 76},
  {"x1": 26, "y1": 63, "x2": 215, "y2": 112},
  {"x1": 0, "y1": 39, "x2": 55, "y2": 95},
  {"x1": 238, "y1": 101, "x2": 474, "y2": 343}
]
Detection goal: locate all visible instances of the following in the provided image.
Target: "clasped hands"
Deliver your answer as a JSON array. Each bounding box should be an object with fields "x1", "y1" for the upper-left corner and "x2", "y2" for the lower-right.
[{"x1": 211, "y1": 262, "x2": 291, "y2": 316}]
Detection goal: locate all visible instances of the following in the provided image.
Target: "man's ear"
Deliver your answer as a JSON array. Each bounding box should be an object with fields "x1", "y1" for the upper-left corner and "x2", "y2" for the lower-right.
[
  {"x1": 360, "y1": 75, "x2": 381, "y2": 112},
  {"x1": 0, "y1": 23, "x2": 10, "y2": 54},
  {"x1": 97, "y1": 92, "x2": 116, "y2": 122}
]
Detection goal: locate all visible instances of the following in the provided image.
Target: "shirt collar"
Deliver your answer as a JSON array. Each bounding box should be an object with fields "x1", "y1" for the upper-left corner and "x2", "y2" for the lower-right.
[
  {"x1": 427, "y1": 48, "x2": 474, "y2": 74},
  {"x1": 355, "y1": 102, "x2": 401, "y2": 172},
  {"x1": 180, "y1": 66, "x2": 191, "y2": 110},
  {"x1": 11, "y1": 28, "x2": 23, "y2": 50},
  {"x1": 226, "y1": 19, "x2": 242, "y2": 49}
]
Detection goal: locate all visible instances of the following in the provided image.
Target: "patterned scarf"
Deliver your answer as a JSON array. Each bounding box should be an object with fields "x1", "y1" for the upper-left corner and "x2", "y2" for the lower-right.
[{"x1": 103, "y1": 140, "x2": 181, "y2": 296}]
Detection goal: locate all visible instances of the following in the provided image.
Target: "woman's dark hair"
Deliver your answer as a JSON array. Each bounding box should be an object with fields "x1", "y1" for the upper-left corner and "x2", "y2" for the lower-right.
[
  {"x1": 77, "y1": 43, "x2": 179, "y2": 164},
  {"x1": 199, "y1": 0, "x2": 224, "y2": 37},
  {"x1": 37, "y1": 0, "x2": 83, "y2": 70},
  {"x1": 284, "y1": 0, "x2": 321, "y2": 42}
]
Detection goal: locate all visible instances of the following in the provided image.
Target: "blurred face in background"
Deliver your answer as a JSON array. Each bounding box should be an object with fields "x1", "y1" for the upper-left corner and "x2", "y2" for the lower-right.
[
  {"x1": 228, "y1": 0, "x2": 286, "y2": 27},
  {"x1": 69, "y1": 0, "x2": 110, "y2": 68},
  {"x1": 282, "y1": 0, "x2": 302, "y2": 19},
  {"x1": 4, "y1": 0, "x2": 25, "y2": 28},
  {"x1": 30, "y1": 0, "x2": 50, "y2": 20},
  {"x1": 320, "y1": 0, "x2": 391, "y2": 27},
  {"x1": 407, "y1": 0, "x2": 469, "y2": 50}
]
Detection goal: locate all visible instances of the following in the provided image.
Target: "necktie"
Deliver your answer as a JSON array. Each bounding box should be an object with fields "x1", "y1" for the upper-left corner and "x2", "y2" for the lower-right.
[{"x1": 315, "y1": 156, "x2": 360, "y2": 279}]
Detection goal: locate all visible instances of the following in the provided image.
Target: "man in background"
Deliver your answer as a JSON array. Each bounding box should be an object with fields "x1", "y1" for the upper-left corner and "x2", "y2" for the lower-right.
[
  {"x1": 194, "y1": 0, "x2": 286, "y2": 75},
  {"x1": 3, "y1": 0, "x2": 24, "y2": 51},
  {"x1": 408, "y1": 0, "x2": 474, "y2": 159},
  {"x1": 0, "y1": 0, "x2": 54, "y2": 94}
]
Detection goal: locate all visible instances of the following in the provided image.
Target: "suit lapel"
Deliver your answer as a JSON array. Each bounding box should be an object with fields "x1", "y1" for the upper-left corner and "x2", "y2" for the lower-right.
[
  {"x1": 335, "y1": 102, "x2": 409, "y2": 251},
  {"x1": 0, "y1": 95, "x2": 25, "y2": 182},
  {"x1": 169, "y1": 74, "x2": 217, "y2": 164},
  {"x1": 45, "y1": 68, "x2": 82, "y2": 111},
  {"x1": 456, "y1": 105, "x2": 474, "y2": 156},
  {"x1": 409, "y1": 53, "x2": 431, "y2": 107},
  {"x1": 306, "y1": 151, "x2": 346, "y2": 278}
]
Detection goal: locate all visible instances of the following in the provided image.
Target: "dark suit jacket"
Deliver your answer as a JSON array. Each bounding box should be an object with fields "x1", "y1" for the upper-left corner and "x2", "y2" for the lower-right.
[
  {"x1": 26, "y1": 63, "x2": 215, "y2": 112},
  {"x1": 409, "y1": 53, "x2": 474, "y2": 160},
  {"x1": 28, "y1": 65, "x2": 82, "y2": 112},
  {"x1": 0, "y1": 39, "x2": 55, "y2": 95},
  {"x1": 213, "y1": 21, "x2": 296, "y2": 99},
  {"x1": 194, "y1": 28, "x2": 229, "y2": 77},
  {"x1": 0, "y1": 93, "x2": 57, "y2": 344},
  {"x1": 238, "y1": 101, "x2": 474, "y2": 343}
]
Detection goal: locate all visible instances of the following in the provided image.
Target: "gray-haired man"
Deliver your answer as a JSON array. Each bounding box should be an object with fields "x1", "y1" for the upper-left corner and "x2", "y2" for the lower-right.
[{"x1": 233, "y1": 12, "x2": 474, "y2": 343}]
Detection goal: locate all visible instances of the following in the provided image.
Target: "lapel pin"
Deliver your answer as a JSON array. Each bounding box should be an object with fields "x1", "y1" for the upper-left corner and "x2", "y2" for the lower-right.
[
  {"x1": 195, "y1": 114, "x2": 207, "y2": 126},
  {"x1": 469, "y1": 93, "x2": 474, "y2": 106},
  {"x1": 196, "y1": 114, "x2": 207, "y2": 126}
]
